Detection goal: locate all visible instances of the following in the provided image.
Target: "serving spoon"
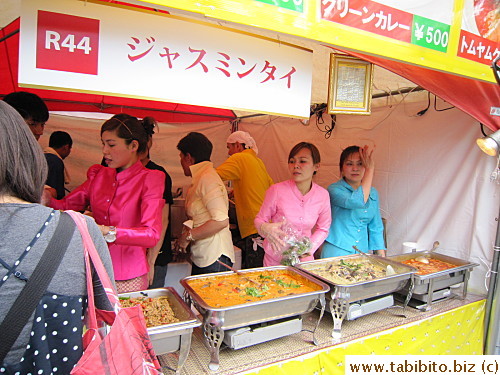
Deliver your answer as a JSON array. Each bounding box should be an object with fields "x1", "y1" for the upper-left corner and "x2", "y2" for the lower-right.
[
  {"x1": 216, "y1": 259, "x2": 261, "y2": 286},
  {"x1": 352, "y1": 246, "x2": 396, "y2": 275},
  {"x1": 414, "y1": 241, "x2": 440, "y2": 264}
]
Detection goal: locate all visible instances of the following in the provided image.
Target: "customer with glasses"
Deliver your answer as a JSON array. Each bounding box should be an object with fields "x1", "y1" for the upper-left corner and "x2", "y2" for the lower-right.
[
  {"x1": 3, "y1": 91, "x2": 48, "y2": 141},
  {"x1": 44, "y1": 115, "x2": 165, "y2": 293}
]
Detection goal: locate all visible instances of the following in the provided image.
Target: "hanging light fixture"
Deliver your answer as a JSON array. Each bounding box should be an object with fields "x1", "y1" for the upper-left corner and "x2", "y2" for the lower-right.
[{"x1": 477, "y1": 129, "x2": 500, "y2": 156}]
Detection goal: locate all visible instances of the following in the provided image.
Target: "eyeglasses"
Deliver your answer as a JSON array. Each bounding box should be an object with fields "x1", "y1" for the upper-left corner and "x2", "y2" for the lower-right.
[{"x1": 26, "y1": 120, "x2": 46, "y2": 129}]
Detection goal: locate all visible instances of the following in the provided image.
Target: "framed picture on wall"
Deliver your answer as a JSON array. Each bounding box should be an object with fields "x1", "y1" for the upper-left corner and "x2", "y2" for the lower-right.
[{"x1": 328, "y1": 54, "x2": 374, "y2": 115}]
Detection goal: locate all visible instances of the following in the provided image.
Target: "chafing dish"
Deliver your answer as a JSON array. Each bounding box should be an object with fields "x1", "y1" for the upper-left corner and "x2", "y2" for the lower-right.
[
  {"x1": 296, "y1": 255, "x2": 417, "y2": 341},
  {"x1": 119, "y1": 287, "x2": 201, "y2": 375},
  {"x1": 180, "y1": 266, "x2": 330, "y2": 371},
  {"x1": 388, "y1": 251, "x2": 479, "y2": 311}
]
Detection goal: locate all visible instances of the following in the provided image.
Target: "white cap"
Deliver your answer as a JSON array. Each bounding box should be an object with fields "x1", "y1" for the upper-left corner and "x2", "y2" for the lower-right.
[{"x1": 226, "y1": 131, "x2": 258, "y2": 154}]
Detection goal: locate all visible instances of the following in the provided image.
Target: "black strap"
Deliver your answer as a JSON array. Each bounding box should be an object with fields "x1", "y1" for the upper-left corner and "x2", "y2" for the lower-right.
[
  {"x1": 0, "y1": 210, "x2": 55, "y2": 287},
  {"x1": 0, "y1": 212, "x2": 75, "y2": 364}
]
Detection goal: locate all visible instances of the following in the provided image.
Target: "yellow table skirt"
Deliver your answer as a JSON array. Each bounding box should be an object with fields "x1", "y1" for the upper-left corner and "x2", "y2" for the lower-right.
[
  {"x1": 242, "y1": 299, "x2": 485, "y2": 375},
  {"x1": 159, "y1": 296, "x2": 485, "y2": 374}
]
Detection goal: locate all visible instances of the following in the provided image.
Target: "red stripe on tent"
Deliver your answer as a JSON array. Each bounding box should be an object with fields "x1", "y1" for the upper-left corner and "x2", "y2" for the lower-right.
[{"x1": 0, "y1": 18, "x2": 236, "y2": 123}]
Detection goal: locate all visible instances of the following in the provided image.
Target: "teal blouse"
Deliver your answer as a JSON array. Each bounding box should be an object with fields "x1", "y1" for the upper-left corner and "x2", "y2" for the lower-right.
[{"x1": 324, "y1": 178, "x2": 385, "y2": 255}]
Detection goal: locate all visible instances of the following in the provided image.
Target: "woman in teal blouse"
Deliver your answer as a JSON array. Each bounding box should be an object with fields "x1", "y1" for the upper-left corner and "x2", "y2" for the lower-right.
[{"x1": 322, "y1": 145, "x2": 386, "y2": 258}]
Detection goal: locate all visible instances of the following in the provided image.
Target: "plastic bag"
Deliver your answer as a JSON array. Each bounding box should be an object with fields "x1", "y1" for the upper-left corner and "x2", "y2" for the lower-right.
[{"x1": 279, "y1": 218, "x2": 312, "y2": 266}]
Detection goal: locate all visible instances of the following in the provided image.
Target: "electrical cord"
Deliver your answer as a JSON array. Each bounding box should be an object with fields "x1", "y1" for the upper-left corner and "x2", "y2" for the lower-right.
[
  {"x1": 416, "y1": 91, "x2": 454, "y2": 115},
  {"x1": 481, "y1": 122, "x2": 489, "y2": 137},
  {"x1": 311, "y1": 104, "x2": 335, "y2": 139},
  {"x1": 433, "y1": 95, "x2": 455, "y2": 111},
  {"x1": 416, "y1": 91, "x2": 431, "y2": 116},
  {"x1": 488, "y1": 153, "x2": 500, "y2": 183},
  {"x1": 492, "y1": 54, "x2": 500, "y2": 86}
]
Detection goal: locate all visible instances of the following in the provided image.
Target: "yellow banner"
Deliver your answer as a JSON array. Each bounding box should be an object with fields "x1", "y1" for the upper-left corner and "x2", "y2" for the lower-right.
[
  {"x1": 248, "y1": 299, "x2": 485, "y2": 375},
  {"x1": 136, "y1": 0, "x2": 498, "y2": 84}
]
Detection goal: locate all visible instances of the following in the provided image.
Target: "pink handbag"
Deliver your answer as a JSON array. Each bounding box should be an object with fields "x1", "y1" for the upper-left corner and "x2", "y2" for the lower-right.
[{"x1": 66, "y1": 211, "x2": 162, "y2": 375}]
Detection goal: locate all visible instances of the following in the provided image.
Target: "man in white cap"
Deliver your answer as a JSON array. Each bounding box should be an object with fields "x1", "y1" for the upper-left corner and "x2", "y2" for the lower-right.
[{"x1": 217, "y1": 130, "x2": 273, "y2": 268}]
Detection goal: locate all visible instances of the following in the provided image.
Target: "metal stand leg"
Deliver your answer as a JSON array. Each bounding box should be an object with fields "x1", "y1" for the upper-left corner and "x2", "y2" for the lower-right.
[
  {"x1": 404, "y1": 276, "x2": 415, "y2": 307},
  {"x1": 461, "y1": 270, "x2": 471, "y2": 300},
  {"x1": 183, "y1": 289, "x2": 192, "y2": 307},
  {"x1": 313, "y1": 294, "x2": 326, "y2": 345},
  {"x1": 423, "y1": 279, "x2": 435, "y2": 311},
  {"x1": 391, "y1": 277, "x2": 415, "y2": 318},
  {"x1": 176, "y1": 333, "x2": 193, "y2": 375},
  {"x1": 202, "y1": 312, "x2": 224, "y2": 371},
  {"x1": 330, "y1": 296, "x2": 348, "y2": 343}
]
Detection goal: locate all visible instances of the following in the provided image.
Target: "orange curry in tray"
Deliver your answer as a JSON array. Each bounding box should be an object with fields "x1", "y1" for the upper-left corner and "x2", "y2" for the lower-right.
[
  {"x1": 401, "y1": 258, "x2": 457, "y2": 275},
  {"x1": 186, "y1": 269, "x2": 322, "y2": 308}
]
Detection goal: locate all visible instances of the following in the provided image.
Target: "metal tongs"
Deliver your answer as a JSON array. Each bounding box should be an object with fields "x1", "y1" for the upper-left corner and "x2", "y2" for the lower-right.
[
  {"x1": 414, "y1": 241, "x2": 440, "y2": 264},
  {"x1": 352, "y1": 246, "x2": 396, "y2": 275}
]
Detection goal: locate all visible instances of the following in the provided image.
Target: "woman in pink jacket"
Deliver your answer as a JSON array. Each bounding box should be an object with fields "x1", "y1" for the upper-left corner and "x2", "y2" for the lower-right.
[
  {"x1": 47, "y1": 115, "x2": 165, "y2": 293},
  {"x1": 255, "y1": 142, "x2": 331, "y2": 266}
]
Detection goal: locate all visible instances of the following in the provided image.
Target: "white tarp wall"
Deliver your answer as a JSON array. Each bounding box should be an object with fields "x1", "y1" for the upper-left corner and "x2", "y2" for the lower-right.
[{"x1": 42, "y1": 98, "x2": 498, "y2": 295}]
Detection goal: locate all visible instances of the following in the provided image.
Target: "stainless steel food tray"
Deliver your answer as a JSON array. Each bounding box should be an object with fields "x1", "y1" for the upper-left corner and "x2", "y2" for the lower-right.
[
  {"x1": 119, "y1": 287, "x2": 201, "y2": 374},
  {"x1": 180, "y1": 266, "x2": 330, "y2": 370},
  {"x1": 296, "y1": 255, "x2": 417, "y2": 341},
  {"x1": 388, "y1": 251, "x2": 479, "y2": 310},
  {"x1": 296, "y1": 255, "x2": 417, "y2": 302}
]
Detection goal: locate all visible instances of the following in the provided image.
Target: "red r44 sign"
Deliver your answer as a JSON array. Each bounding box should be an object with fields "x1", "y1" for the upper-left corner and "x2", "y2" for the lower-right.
[{"x1": 36, "y1": 10, "x2": 99, "y2": 75}]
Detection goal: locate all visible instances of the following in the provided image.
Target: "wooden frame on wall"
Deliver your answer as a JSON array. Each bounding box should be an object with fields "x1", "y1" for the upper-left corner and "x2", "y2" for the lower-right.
[{"x1": 328, "y1": 54, "x2": 374, "y2": 115}]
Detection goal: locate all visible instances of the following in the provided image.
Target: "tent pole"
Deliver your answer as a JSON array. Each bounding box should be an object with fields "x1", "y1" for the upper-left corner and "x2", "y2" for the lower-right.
[
  {"x1": 0, "y1": 29, "x2": 19, "y2": 43},
  {"x1": 238, "y1": 113, "x2": 267, "y2": 120},
  {"x1": 0, "y1": 97, "x2": 236, "y2": 120},
  {"x1": 484, "y1": 203, "x2": 500, "y2": 354},
  {"x1": 371, "y1": 86, "x2": 424, "y2": 98}
]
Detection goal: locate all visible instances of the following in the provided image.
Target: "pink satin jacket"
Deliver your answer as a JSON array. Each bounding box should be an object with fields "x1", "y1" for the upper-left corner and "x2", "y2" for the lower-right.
[
  {"x1": 50, "y1": 160, "x2": 165, "y2": 280},
  {"x1": 255, "y1": 179, "x2": 332, "y2": 267}
]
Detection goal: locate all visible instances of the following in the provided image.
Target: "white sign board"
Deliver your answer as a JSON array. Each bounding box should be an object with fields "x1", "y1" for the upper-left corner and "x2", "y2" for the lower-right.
[{"x1": 19, "y1": 0, "x2": 313, "y2": 118}]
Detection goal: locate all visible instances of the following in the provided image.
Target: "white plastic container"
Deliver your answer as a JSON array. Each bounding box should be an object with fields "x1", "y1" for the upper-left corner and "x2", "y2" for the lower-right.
[
  {"x1": 402, "y1": 241, "x2": 418, "y2": 253},
  {"x1": 165, "y1": 261, "x2": 192, "y2": 295}
]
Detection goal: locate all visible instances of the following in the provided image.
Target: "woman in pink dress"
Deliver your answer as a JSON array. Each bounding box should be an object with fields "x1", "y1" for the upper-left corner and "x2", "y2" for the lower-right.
[
  {"x1": 46, "y1": 115, "x2": 165, "y2": 293},
  {"x1": 254, "y1": 142, "x2": 331, "y2": 266}
]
